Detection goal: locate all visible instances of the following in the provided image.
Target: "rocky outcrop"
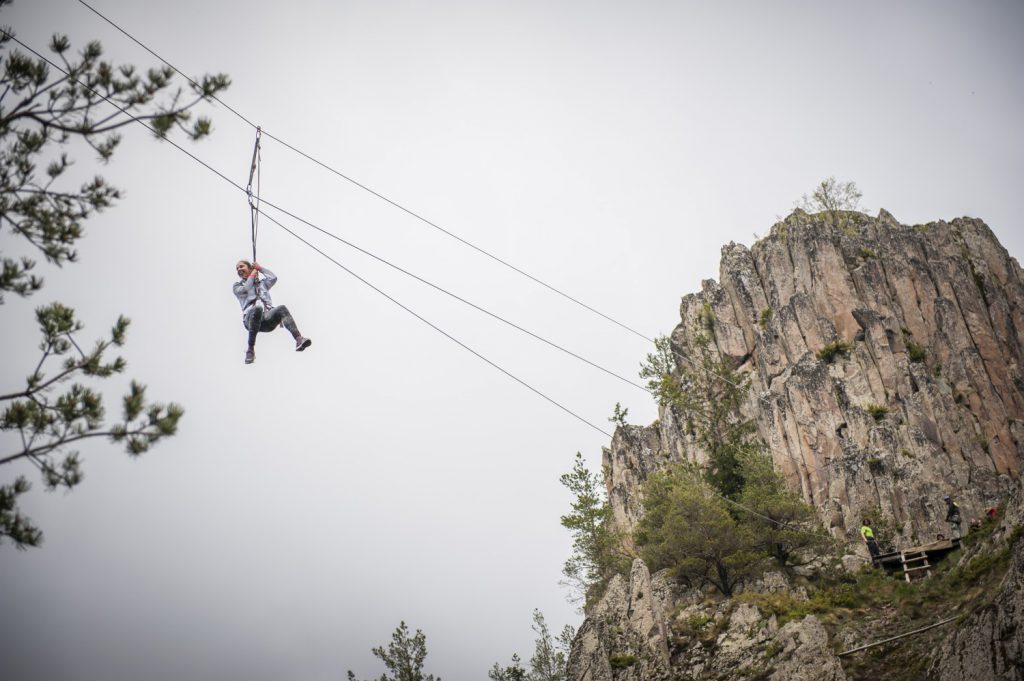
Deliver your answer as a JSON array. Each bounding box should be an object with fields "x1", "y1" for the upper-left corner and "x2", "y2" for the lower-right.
[
  {"x1": 606, "y1": 211, "x2": 1023, "y2": 551},
  {"x1": 569, "y1": 211, "x2": 1024, "y2": 680},
  {"x1": 771, "y1": 616, "x2": 847, "y2": 681},
  {"x1": 567, "y1": 559, "x2": 848, "y2": 681},
  {"x1": 569, "y1": 560, "x2": 674, "y2": 681}
]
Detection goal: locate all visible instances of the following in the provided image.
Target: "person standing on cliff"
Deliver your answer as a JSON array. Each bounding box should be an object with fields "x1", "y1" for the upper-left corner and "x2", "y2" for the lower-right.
[
  {"x1": 233, "y1": 260, "x2": 312, "y2": 364},
  {"x1": 861, "y1": 519, "x2": 881, "y2": 564},
  {"x1": 944, "y1": 496, "x2": 962, "y2": 539}
]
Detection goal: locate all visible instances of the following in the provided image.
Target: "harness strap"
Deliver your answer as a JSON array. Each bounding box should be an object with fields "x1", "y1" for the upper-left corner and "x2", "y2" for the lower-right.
[{"x1": 246, "y1": 127, "x2": 262, "y2": 264}]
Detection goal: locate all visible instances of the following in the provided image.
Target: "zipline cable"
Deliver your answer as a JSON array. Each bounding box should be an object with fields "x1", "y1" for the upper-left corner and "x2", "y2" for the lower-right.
[
  {"x1": 254, "y1": 198, "x2": 648, "y2": 393},
  {"x1": 260, "y1": 211, "x2": 614, "y2": 437},
  {"x1": 2, "y1": 31, "x2": 613, "y2": 438},
  {"x1": 76, "y1": 0, "x2": 753, "y2": 397},
  {"x1": 76, "y1": 0, "x2": 655, "y2": 344},
  {"x1": 76, "y1": 0, "x2": 751, "y2": 398},
  {"x1": 5, "y1": 35, "x2": 822, "y2": 530}
]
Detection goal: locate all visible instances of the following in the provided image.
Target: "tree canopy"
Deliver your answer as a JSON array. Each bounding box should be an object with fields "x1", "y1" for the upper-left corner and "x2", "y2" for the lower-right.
[
  {"x1": 559, "y1": 452, "x2": 631, "y2": 606},
  {"x1": 640, "y1": 329, "x2": 756, "y2": 499},
  {"x1": 635, "y1": 463, "x2": 764, "y2": 596},
  {"x1": 0, "y1": 18, "x2": 228, "y2": 548},
  {"x1": 735, "y1": 448, "x2": 833, "y2": 568},
  {"x1": 634, "y1": 325, "x2": 831, "y2": 592},
  {"x1": 348, "y1": 622, "x2": 440, "y2": 681},
  {"x1": 489, "y1": 610, "x2": 573, "y2": 681},
  {"x1": 796, "y1": 177, "x2": 864, "y2": 226}
]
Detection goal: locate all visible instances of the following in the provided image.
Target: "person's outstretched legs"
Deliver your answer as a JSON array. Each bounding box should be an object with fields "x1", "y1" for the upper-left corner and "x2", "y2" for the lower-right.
[{"x1": 261, "y1": 305, "x2": 312, "y2": 351}]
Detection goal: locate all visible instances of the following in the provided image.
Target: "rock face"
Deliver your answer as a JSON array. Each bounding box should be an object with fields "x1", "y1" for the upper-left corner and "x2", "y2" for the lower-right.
[
  {"x1": 569, "y1": 560, "x2": 674, "y2": 681},
  {"x1": 607, "y1": 210, "x2": 1024, "y2": 549},
  {"x1": 771, "y1": 616, "x2": 848, "y2": 681},
  {"x1": 928, "y1": 486, "x2": 1024, "y2": 680},
  {"x1": 568, "y1": 559, "x2": 848, "y2": 681},
  {"x1": 928, "y1": 537, "x2": 1024, "y2": 680},
  {"x1": 567, "y1": 211, "x2": 1024, "y2": 680}
]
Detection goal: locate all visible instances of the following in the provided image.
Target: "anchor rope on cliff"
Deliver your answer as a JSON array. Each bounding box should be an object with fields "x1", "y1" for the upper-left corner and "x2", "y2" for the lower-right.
[
  {"x1": 837, "y1": 616, "x2": 958, "y2": 657},
  {"x1": 710, "y1": 489, "x2": 793, "y2": 528}
]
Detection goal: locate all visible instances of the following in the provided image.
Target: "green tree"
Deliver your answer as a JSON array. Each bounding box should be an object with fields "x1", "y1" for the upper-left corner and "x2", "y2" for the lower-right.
[
  {"x1": 0, "y1": 17, "x2": 229, "y2": 548},
  {"x1": 526, "y1": 609, "x2": 570, "y2": 681},
  {"x1": 634, "y1": 463, "x2": 765, "y2": 596},
  {"x1": 638, "y1": 334, "x2": 681, "y2": 408},
  {"x1": 640, "y1": 331, "x2": 757, "y2": 499},
  {"x1": 488, "y1": 654, "x2": 527, "y2": 681},
  {"x1": 607, "y1": 402, "x2": 629, "y2": 429},
  {"x1": 797, "y1": 177, "x2": 864, "y2": 226},
  {"x1": 560, "y1": 452, "x2": 631, "y2": 606},
  {"x1": 348, "y1": 621, "x2": 440, "y2": 681},
  {"x1": 636, "y1": 331, "x2": 832, "y2": 587},
  {"x1": 489, "y1": 610, "x2": 573, "y2": 681},
  {"x1": 735, "y1": 449, "x2": 833, "y2": 568}
]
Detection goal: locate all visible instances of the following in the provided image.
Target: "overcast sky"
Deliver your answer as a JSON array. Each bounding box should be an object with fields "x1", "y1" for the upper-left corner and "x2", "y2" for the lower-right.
[{"x1": 1, "y1": 1, "x2": 1022, "y2": 679}]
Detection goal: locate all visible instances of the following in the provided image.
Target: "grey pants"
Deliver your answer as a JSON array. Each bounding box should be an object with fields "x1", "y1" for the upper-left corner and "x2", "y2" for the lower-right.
[{"x1": 243, "y1": 305, "x2": 299, "y2": 348}]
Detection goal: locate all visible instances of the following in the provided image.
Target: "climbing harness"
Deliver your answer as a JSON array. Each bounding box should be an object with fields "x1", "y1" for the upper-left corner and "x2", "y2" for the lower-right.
[{"x1": 246, "y1": 127, "x2": 262, "y2": 265}]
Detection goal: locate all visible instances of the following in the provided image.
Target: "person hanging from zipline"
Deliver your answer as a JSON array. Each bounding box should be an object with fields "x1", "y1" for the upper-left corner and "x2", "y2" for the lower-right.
[{"x1": 234, "y1": 260, "x2": 311, "y2": 364}]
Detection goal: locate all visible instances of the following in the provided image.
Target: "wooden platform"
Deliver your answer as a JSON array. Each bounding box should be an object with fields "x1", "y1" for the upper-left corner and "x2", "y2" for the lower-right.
[{"x1": 875, "y1": 538, "x2": 960, "y2": 581}]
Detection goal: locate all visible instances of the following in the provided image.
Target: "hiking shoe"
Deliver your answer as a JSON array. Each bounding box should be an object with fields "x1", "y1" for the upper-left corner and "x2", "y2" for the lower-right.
[
  {"x1": 295, "y1": 336, "x2": 312, "y2": 352},
  {"x1": 245, "y1": 349, "x2": 255, "y2": 364}
]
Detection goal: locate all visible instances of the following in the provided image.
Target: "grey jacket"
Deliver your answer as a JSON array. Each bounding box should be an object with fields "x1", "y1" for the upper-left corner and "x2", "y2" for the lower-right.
[{"x1": 233, "y1": 267, "x2": 277, "y2": 316}]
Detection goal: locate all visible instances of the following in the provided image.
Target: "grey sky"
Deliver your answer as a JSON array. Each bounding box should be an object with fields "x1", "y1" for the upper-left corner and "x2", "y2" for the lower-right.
[{"x1": 1, "y1": 0, "x2": 1022, "y2": 679}]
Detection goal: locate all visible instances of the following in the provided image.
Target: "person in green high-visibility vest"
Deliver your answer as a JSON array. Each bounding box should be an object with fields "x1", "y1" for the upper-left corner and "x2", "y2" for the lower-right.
[{"x1": 861, "y1": 519, "x2": 881, "y2": 564}]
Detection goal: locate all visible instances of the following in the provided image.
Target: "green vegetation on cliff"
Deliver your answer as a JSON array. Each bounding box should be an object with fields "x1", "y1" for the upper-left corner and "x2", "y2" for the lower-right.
[
  {"x1": 632, "y1": 325, "x2": 831, "y2": 596},
  {"x1": 559, "y1": 452, "x2": 631, "y2": 606},
  {"x1": 734, "y1": 513, "x2": 1020, "y2": 680},
  {"x1": 640, "y1": 330, "x2": 757, "y2": 499}
]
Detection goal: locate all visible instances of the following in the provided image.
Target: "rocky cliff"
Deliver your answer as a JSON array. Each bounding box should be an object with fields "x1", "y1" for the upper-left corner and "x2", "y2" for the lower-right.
[
  {"x1": 608, "y1": 209, "x2": 1022, "y2": 548},
  {"x1": 569, "y1": 210, "x2": 1024, "y2": 680}
]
